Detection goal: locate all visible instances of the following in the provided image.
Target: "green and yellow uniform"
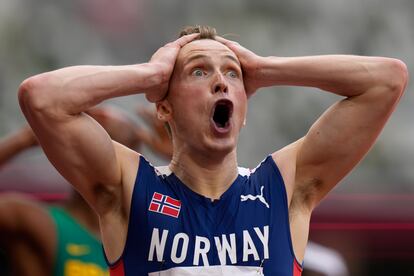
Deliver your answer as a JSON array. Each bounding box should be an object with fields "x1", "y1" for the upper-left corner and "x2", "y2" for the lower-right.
[{"x1": 48, "y1": 206, "x2": 108, "y2": 276}]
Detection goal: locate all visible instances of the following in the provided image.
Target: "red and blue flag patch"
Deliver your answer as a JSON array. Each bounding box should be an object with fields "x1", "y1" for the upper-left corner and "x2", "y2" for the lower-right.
[{"x1": 148, "y1": 192, "x2": 181, "y2": 218}]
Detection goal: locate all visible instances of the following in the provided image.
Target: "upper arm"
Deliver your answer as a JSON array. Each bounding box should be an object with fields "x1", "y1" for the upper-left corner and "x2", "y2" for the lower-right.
[
  {"x1": 271, "y1": 63, "x2": 406, "y2": 262},
  {"x1": 18, "y1": 78, "x2": 129, "y2": 213},
  {"x1": 292, "y1": 73, "x2": 406, "y2": 210}
]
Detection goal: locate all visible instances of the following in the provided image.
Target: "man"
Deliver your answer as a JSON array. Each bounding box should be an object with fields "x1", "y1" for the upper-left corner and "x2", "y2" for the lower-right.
[
  {"x1": 18, "y1": 25, "x2": 408, "y2": 275},
  {"x1": 0, "y1": 106, "x2": 169, "y2": 276}
]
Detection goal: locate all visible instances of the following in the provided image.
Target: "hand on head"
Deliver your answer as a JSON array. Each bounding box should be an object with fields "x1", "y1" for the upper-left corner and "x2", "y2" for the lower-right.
[
  {"x1": 145, "y1": 29, "x2": 264, "y2": 102},
  {"x1": 215, "y1": 36, "x2": 264, "y2": 97},
  {"x1": 145, "y1": 33, "x2": 200, "y2": 103}
]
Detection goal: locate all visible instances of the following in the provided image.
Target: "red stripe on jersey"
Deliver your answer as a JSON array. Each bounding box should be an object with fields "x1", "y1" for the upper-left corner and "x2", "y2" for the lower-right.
[
  {"x1": 110, "y1": 259, "x2": 125, "y2": 276},
  {"x1": 165, "y1": 196, "x2": 181, "y2": 207},
  {"x1": 162, "y1": 205, "x2": 180, "y2": 218},
  {"x1": 153, "y1": 192, "x2": 163, "y2": 201},
  {"x1": 293, "y1": 259, "x2": 303, "y2": 276},
  {"x1": 149, "y1": 202, "x2": 160, "y2": 212}
]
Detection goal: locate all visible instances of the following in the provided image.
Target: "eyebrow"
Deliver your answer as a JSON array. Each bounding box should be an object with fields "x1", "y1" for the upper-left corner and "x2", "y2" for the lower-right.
[{"x1": 183, "y1": 54, "x2": 240, "y2": 67}]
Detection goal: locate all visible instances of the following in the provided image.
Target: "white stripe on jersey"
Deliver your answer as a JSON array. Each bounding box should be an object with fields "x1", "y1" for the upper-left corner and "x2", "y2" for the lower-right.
[
  {"x1": 237, "y1": 167, "x2": 251, "y2": 177},
  {"x1": 156, "y1": 166, "x2": 254, "y2": 177},
  {"x1": 148, "y1": 265, "x2": 264, "y2": 276},
  {"x1": 155, "y1": 166, "x2": 172, "y2": 176}
]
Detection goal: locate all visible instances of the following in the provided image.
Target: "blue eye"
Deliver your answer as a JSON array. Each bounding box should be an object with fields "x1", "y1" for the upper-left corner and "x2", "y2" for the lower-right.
[
  {"x1": 192, "y1": 69, "x2": 204, "y2": 77},
  {"x1": 227, "y1": 70, "x2": 238, "y2": 78}
]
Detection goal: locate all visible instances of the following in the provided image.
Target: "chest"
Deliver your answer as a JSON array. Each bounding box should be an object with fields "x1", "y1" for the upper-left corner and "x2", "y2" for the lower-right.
[{"x1": 144, "y1": 193, "x2": 286, "y2": 268}]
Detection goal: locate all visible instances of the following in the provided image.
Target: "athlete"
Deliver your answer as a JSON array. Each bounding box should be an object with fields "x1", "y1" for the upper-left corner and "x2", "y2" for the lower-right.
[
  {"x1": 0, "y1": 106, "x2": 169, "y2": 276},
  {"x1": 18, "y1": 25, "x2": 408, "y2": 275}
]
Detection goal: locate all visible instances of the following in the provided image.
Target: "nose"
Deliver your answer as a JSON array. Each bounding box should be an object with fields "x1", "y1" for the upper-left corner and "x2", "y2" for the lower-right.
[{"x1": 212, "y1": 73, "x2": 228, "y2": 94}]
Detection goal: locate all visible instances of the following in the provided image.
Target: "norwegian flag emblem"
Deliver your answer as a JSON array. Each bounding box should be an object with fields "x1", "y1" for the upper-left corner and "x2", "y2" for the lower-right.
[{"x1": 149, "y1": 192, "x2": 181, "y2": 218}]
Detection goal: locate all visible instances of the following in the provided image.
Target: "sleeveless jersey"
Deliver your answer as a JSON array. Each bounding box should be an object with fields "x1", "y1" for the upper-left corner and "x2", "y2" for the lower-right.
[
  {"x1": 48, "y1": 206, "x2": 109, "y2": 276},
  {"x1": 106, "y1": 155, "x2": 303, "y2": 276}
]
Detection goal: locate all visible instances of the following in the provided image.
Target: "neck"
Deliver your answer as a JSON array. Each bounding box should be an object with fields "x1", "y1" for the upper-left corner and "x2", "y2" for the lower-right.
[
  {"x1": 63, "y1": 192, "x2": 100, "y2": 238},
  {"x1": 169, "y1": 148, "x2": 239, "y2": 200}
]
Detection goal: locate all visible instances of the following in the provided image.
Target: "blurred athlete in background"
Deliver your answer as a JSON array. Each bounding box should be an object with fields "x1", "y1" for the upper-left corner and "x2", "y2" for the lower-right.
[{"x1": 0, "y1": 105, "x2": 171, "y2": 276}]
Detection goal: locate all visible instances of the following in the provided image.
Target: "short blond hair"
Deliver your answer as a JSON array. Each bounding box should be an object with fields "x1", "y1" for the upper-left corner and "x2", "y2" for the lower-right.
[{"x1": 179, "y1": 25, "x2": 217, "y2": 39}]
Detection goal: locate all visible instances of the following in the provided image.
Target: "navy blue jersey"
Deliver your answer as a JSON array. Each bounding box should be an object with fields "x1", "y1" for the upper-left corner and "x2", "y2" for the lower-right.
[{"x1": 106, "y1": 155, "x2": 303, "y2": 276}]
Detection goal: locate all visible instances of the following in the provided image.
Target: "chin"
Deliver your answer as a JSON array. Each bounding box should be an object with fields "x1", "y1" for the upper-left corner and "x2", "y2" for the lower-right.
[{"x1": 202, "y1": 136, "x2": 237, "y2": 156}]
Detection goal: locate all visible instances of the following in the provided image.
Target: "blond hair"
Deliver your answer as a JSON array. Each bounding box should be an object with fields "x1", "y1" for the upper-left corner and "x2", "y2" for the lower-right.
[{"x1": 179, "y1": 25, "x2": 217, "y2": 39}]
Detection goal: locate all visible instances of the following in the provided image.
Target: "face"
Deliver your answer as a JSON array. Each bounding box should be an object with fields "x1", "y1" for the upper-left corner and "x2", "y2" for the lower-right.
[{"x1": 159, "y1": 39, "x2": 247, "y2": 156}]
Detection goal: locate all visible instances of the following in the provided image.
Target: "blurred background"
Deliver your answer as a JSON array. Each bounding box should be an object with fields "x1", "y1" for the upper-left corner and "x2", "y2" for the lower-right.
[{"x1": 0, "y1": 0, "x2": 413, "y2": 275}]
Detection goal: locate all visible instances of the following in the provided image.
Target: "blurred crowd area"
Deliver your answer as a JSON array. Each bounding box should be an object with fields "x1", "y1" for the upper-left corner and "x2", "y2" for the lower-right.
[
  {"x1": 1, "y1": 0, "x2": 413, "y2": 193},
  {"x1": 0, "y1": 1, "x2": 413, "y2": 275}
]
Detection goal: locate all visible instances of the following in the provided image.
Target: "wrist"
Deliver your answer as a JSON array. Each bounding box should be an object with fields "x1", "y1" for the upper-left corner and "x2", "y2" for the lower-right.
[
  {"x1": 253, "y1": 56, "x2": 286, "y2": 88},
  {"x1": 140, "y1": 63, "x2": 169, "y2": 102},
  {"x1": 142, "y1": 63, "x2": 169, "y2": 86},
  {"x1": 266, "y1": 56, "x2": 312, "y2": 87}
]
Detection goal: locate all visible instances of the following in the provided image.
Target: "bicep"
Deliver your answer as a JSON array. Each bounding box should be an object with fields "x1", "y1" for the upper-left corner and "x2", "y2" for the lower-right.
[
  {"x1": 27, "y1": 111, "x2": 122, "y2": 209},
  {"x1": 295, "y1": 89, "x2": 400, "y2": 208}
]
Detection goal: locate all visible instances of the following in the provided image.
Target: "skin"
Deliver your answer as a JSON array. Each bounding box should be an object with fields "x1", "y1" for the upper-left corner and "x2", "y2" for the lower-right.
[
  {"x1": 216, "y1": 36, "x2": 408, "y2": 260},
  {"x1": 0, "y1": 106, "x2": 169, "y2": 275},
  {"x1": 158, "y1": 40, "x2": 248, "y2": 197},
  {"x1": 17, "y1": 32, "x2": 408, "y2": 265}
]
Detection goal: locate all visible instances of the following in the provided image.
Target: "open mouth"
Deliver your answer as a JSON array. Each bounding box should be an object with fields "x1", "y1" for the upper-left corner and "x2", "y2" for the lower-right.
[{"x1": 212, "y1": 99, "x2": 233, "y2": 130}]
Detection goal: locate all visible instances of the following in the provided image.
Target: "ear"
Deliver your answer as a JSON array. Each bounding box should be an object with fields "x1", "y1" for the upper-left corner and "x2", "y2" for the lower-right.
[{"x1": 156, "y1": 100, "x2": 172, "y2": 122}]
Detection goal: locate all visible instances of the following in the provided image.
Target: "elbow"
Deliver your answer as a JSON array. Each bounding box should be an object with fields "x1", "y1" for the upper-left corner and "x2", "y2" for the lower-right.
[
  {"x1": 18, "y1": 73, "x2": 57, "y2": 115},
  {"x1": 384, "y1": 59, "x2": 409, "y2": 97}
]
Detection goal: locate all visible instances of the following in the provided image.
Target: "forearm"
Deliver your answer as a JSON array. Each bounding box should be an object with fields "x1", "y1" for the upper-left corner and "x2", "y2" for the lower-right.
[
  {"x1": 0, "y1": 128, "x2": 35, "y2": 167},
  {"x1": 18, "y1": 63, "x2": 162, "y2": 116},
  {"x1": 258, "y1": 55, "x2": 407, "y2": 96}
]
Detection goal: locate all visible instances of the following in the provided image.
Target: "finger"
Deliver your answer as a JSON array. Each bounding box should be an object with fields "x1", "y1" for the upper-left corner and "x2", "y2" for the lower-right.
[
  {"x1": 215, "y1": 36, "x2": 240, "y2": 48},
  {"x1": 216, "y1": 37, "x2": 246, "y2": 55},
  {"x1": 173, "y1": 33, "x2": 200, "y2": 47}
]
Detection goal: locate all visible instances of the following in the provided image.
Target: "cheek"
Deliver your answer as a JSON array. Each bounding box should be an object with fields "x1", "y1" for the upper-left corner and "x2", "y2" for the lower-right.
[
  {"x1": 234, "y1": 93, "x2": 248, "y2": 120},
  {"x1": 234, "y1": 85, "x2": 247, "y2": 102},
  {"x1": 170, "y1": 88, "x2": 209, "y2": 120}
]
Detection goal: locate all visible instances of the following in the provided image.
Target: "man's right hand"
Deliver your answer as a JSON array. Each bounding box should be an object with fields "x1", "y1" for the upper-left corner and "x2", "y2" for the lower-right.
[{"x1": 145, "y1": 33, "x2": 199, "y2": 102}]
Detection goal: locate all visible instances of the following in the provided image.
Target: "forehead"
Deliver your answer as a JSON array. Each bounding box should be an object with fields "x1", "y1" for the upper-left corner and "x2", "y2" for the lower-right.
[{"x1": 178, "y1": 39, "x2": 239, "y2": 64}]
